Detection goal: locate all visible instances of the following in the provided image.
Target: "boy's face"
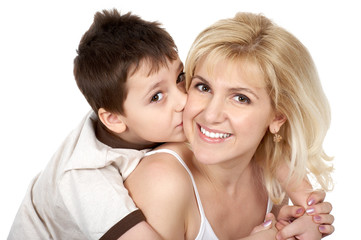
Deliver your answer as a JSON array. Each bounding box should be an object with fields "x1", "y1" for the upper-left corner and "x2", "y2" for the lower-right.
[{"x1": 120, "y1": 57, "x2": 187, "y2": 145}]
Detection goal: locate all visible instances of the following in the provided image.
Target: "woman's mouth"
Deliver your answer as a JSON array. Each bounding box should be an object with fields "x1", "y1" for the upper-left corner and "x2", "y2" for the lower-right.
[{"x1": 199, "y1": 126, "x2": 231, "y2": 139}]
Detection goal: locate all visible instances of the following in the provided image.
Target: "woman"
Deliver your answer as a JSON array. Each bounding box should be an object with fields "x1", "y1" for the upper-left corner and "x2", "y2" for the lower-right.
[{"x1": 125, "y1": 12, "x2": 334, "y2": 239}]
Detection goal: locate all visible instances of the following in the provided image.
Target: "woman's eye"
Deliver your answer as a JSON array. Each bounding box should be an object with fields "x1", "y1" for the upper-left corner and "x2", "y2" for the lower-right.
[
  {"x1": 234, "y1": 94, "x2": 250, "y2": 104},
  {"x1": 151, "y1": 92, "x2": 164, "y2": 102},
  {"x1": 196, "y1": 83, "x2": 211, "y2": 92},
  {"x1": 176, "y1": 72, "x2": 185, "y2": 84}
]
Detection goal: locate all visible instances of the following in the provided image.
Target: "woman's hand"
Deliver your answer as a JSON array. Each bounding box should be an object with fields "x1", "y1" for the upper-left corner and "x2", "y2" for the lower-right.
[
  {"x1": 275, "y1": 191, "x2": 334, "y2": 240},
  {"x1": 305, "y1": 191, "x2": 335, "y2": 237}
]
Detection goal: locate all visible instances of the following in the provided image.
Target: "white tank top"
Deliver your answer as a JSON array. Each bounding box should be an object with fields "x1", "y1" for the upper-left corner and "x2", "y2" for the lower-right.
[{"x1": 145, "y1": 149, "x2": 273, "y2": 240}]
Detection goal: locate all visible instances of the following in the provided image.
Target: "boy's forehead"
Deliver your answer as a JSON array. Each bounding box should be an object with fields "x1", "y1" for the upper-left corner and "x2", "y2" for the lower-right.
[
  {"x1": 126, "y1": 57, "x2": 182, "y2": 90},
  {"x1": 129, "y1": 57, "x2": 181, "y2": 78}
]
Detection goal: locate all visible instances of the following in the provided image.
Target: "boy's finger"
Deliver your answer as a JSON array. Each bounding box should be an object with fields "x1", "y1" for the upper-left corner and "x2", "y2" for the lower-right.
[
  {"x1": 275, "y1": 220, "x2": 289, "y2": 231},
  {"x1": 250, "y1": 213, "x2": 276, "y2": 234},
  {"x1": 276, "y1": 223, "x2": 302, "y2": 240},
  {"x1": 277, "y1": 205, "x2": 304, "y2": 221}
]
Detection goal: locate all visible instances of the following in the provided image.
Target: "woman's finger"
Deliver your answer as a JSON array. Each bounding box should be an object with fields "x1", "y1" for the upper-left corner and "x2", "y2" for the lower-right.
[
  {"x1": 306, "y1": 202, "x2": 332, "y2": 216},
  {"x1": 319, "y1": 224, "x2": 335, "y2": 237},
  {"x1": 307, "y1": 190, "x2": 326, "y2": 206},
  {"x1": 312, "y1": 214, "x2": 335, "y2": 225}
]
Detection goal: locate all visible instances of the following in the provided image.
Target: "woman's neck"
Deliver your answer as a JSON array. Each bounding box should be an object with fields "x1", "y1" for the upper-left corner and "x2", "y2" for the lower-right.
[
  {"x1": 190, "y1": 156, "x2": 268, "y2": 239},
  {"x1": 192, "y1": 156, "x2": 259, "y2": 197}
]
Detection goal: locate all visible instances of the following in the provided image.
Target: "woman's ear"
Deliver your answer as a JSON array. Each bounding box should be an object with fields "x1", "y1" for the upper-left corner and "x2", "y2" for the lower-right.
[
  {"x1": 269, "y1": 112, "x2": 287, "y2": 133},
  {"x1": 98, "y1": 108, "x2": 127, "y2": 134}
]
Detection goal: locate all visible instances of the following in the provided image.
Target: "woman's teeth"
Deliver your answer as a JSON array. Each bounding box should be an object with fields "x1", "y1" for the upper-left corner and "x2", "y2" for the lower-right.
[{"x1": 200, "y1": 127, "x2": 231, "y2": 139}]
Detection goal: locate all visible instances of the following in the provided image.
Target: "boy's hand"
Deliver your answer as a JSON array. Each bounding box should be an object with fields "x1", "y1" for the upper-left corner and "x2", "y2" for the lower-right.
[
  {"x1": 250, "y1": 213, "x2": 277, "y2": 235},
  {"x1": 275, "y1": 205, "x2": 305, "y2": 231},
  {"x1": 276, "y1": 214, "x2": 320, "y2": 240}
]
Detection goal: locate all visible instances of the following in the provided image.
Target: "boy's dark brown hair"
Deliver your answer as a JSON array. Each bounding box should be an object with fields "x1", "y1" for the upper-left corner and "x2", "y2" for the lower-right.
[{"x1": 74, "y1": 9, "x2": 178, "y2": 114}]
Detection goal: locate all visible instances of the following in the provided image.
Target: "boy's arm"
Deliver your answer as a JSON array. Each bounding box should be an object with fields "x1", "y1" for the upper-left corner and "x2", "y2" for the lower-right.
[
  {"x1": 124, "y1": 153, "x2": 195, "y2": 240},
  {"x1": 275, "y1": 163, "x2": 313, "y2": 208}
]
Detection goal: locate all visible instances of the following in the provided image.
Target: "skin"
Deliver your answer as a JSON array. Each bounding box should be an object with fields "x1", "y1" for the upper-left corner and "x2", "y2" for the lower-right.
[
  {"x1": 182, "y1": 58, "x2": 285, "y2": 238},
  {"x1": 120, "y1": 58, "x2": 187, "y2": 144},
  {"x1": 183, "y1": 58, "x2": 285, "y2": 166},
  {"x1": 125, "y1": 57, "x2": 334, "y2": 239},
  {"x1": 98, "y1": 57, "x2": 187, "y2": 150},
  {"x1": 98, "y1": 56, "x2": 188, "y2": 240},
  {"x1": 111, "y1": 57, "x2": 334, "y2": 239}
]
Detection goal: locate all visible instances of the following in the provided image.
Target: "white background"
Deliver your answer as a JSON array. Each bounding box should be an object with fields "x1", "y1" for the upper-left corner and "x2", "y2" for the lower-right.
[{"x1": 1, "y1": 0, "x2": 360, "y2": 239}]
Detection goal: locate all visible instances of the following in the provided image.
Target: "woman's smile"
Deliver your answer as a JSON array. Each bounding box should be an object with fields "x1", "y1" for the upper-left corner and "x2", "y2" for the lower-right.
[{"x1": 198, "y1": 124, "x2": 232, "y2": 141}]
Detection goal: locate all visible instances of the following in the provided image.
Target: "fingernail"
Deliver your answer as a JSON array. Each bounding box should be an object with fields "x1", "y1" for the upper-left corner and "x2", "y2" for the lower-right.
[
  {"x1": 314, "y1": 215, "x2": 322, "y2": 222},
  {"x1": 296, "y1": 208, "x2": 303, "y2": 214},
  {"x1": 276, "y1": 233, "x2": 282, "y2": 240},
  {"x1": 308, "y1": 198, "x2": 315, "y2": 206},
  {"x1": 319, "y1": 225, "x2": 326, "y2": 232},
  {"x1": 263, "y1": 220, "x2": 272, "y2": 227},
  {"x1": 306, "y1": 207, "x2": 315, "y2": 214}
]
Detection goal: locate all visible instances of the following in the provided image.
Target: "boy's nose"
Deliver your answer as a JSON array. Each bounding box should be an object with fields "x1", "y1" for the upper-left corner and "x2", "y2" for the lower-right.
[{"x1": 175, "y1": 90, "x2": 187, "y2": 112}]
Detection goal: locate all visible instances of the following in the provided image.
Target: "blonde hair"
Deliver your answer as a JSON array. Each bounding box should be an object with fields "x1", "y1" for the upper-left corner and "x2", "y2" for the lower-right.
[{"x1": 185, "y1": 12, "x2": 333, "y2": 203}]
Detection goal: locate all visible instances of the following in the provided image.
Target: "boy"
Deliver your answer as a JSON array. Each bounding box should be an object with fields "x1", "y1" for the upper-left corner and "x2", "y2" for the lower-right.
[{"x1": 8, "y1": 9, "x2": 186, "y2": 239}]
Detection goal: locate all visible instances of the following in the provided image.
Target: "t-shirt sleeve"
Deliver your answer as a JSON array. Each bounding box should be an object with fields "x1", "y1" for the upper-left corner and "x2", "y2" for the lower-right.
[{"x1": 59, "y1": 166, "x2": 144, "y2": 239}]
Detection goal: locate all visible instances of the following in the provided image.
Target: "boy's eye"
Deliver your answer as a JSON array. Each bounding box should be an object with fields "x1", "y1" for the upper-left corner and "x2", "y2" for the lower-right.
[
  {"x1": 196, "y1": 83, "x2": 211, "y2": 93},
  {"x1": 176, "y1": 72, "x2": 185, "y2": 84},
  {"x1": 151, "y1": 92, "x2": 164, "y2": 102},
  {"x1": 233, "y1": 94, "x2": 250, "y2": 104},
  {"x1": 176, "y1": 72, "x2": 186, "y2": 93}
]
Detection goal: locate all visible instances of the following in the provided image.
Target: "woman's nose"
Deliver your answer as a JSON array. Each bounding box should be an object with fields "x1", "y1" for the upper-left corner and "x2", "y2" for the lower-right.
[{"x1": 203, "y1": 96, "x2": 226, "y2": 123}]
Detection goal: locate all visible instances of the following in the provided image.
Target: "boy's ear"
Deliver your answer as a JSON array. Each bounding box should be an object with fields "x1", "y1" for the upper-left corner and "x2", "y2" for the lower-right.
[
  {"x1": 98, "y1": 108, "x2": 127, "y2": 134},
  {"x1": 269, "y1": 112, "x2": 287, "y2": 133}
]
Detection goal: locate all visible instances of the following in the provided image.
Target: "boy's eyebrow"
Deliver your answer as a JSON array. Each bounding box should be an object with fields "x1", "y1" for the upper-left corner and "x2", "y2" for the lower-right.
[
  {"x1": 192, "y1": 75, "x2": 259, "y2": 99},
  {"x1": 177, "y1": 62, "x2": 184, "y2": 72},
  {"x1": 144, "y1": 80, "x2": 163, "y2": 98},
  {"x1": 144, "y1": 61, "x2": 184, "y2": 98}
]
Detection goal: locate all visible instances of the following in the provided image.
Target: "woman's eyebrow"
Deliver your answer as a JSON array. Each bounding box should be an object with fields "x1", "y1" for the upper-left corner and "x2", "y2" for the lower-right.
[
  {"x1": 191, "y1": 75, "x2": 209, "y2": 84},
  {"x1": 192, "y1": 75, "x2": 259, "y2": 99},
  {"x1": 229, "y1": 87, "x2": 259, "y2": 99}
]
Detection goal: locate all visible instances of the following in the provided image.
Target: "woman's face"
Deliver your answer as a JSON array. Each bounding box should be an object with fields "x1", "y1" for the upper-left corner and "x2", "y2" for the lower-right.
[{"x1": 183, "y1": 57, "x2": 276, "y2": 165}]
